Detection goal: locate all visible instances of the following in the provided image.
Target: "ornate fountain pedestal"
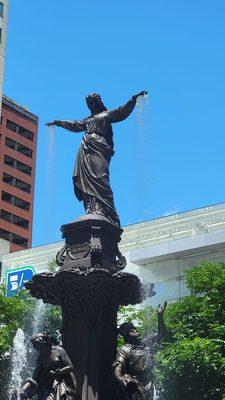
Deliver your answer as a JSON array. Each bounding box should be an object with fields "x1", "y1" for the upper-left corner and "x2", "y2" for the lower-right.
[{"x1": 26, "y1": 215, "x2": 154, "y2": 400}]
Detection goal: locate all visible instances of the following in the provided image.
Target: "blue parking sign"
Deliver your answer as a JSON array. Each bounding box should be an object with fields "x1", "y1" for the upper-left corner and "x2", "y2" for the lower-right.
[{"x1": 6, "y1": 266, "x2": 36, "y2": 297}]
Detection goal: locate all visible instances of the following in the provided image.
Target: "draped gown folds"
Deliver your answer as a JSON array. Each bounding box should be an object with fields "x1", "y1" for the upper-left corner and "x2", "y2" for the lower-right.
[{"x1": 55, "y1": 98, "x2": 137, "y2": 226}]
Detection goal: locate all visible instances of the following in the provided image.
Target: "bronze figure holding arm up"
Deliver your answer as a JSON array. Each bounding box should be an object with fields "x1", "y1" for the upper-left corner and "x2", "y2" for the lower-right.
[
  {"x1": 46, "y1": 91, "x2": 148, "y2": 227},
  {"x1": 113, "y1": 302, "x2": 167, "y2": 400}
]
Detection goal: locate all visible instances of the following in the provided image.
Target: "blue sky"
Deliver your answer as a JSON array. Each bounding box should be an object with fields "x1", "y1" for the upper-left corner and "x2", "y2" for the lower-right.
[{"x1": 4, "y1": 1, "x2": 225, "y2": 247}]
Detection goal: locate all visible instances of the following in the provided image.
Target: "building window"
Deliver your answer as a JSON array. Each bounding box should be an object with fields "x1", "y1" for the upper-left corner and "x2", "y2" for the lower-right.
[
  {"x1": 6, "y1": 120, "x2": 17, "y2": 132},
  {"x1": 0, "y1": 209, "x2": 29, "y2": 229},
  {"x1": 1, "y1": 191, "x2": 12, "y2": 203},
  {"x1": 0, "y1": 3, "x2": 3, "y2": 18},
  {"x1": 0, "y1": 209, "x2": 11, "y2": 222},
  {"x1": 5, "y1": 137, "x2": 16, "y2": 150},
  {"x1": 0, "y1": 227, "x2": 10, "y2": 241},
  {"x1": 17, "y1": 143, "x2": 33, "y2": 158},
  {"x1": 4, "y1": 155, "x2": 32, "y2": 175},
  {"x1": 2, "y1": 191, "x2": 30, "y2": 211},
  {"x1": 3, "y1": 173, "x2": 31, "y2": 193},
  {"x1": 13, "y1": 235, "x2": 28, "y2": 247},
  {"x1": 6, "y1": 120, "x2": 34, "y2": 141},
  {"x1": 5, "y1": 137, "x2": 33, "y2": 158},
  {"x1": 13, "y1": 214, "x2": 29, "y2": 229},
  {"x1": 0, "y1": 227, "x2": 28, "y2": 248},
  {"x1": 4, "y1": 155, "x2": 14, "y2": 167},
  {"x1": 16, "y1": 159, "x2": 32, "y2": 175}
]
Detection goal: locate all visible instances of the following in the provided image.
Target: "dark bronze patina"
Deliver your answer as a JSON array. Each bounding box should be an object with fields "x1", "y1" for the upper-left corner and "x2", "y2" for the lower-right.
[
  {"x1": 46, "y1": 92, "x2": 147, "y2": 226},
  {"x1": 23, "y1": 91, "x2": 160, "y2": 400},
  {"x1": 11, "y1": 334, "x2": 77, "y2": 400},
  {"x1": 113, "y1": 302, "x2": 167, "y2": 400}
]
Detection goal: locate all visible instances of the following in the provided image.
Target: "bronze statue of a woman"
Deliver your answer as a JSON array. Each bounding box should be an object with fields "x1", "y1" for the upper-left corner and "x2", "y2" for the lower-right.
[
  {"x1": 11, "y1": 333, "x2": 77, "y2": 400},
  {"x1": 46, "y1": 91, "x2": 147, "y2": 226}
]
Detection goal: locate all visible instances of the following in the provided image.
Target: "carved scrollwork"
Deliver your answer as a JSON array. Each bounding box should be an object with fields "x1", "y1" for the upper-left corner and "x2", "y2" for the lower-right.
[
  {"x1": 115, "y1": 247, "x2": 126, "y2": 270},
  {"x1": 25, "y1": 268, "x2": 150, "y2": 313},
  {"x1": 56, "y1": 244, "x2": 69, "y2": 267},
  {"x1": 56, "y1": 217, "x2": 127, "y2": 272}
]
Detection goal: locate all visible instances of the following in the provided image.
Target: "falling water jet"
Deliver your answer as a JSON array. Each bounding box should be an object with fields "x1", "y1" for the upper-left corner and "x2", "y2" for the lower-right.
[
  {"x1": 45, "y1": 125, "x2": 55, "y2": 241},
  {"x1": 8, "y1": 329, "x2": 27, "y2": 400},
  {"x1": 25, "y1": 299, "x2": 46, "y2": 376},
  {"x1": 153, "y1": 386, "x2": 158, "y2": 399},
  {"x1": 135, "y1": 94, "x2": 149, "y2": 221},
  {"x1": 46, "y1": 125, "x2": 55, "y2": 187},
  {"x1": 31, "y1": 299, "x2": 46, "y2": 336},
  {"x1": 5, "y1": 301, "x2": 47, "y2": 399},
  {"x1": 47, "y1": 125, "x2": 55, "y2": 164}
]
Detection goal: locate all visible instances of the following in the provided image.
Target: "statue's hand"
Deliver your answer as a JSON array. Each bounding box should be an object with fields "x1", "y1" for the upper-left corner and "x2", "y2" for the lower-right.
[
  {"x1": 120, "y1": 374, "x2": 139, "y2": 391},
  {"x1": 45, "y1": 121, "x2": 56, "y2": 126},
  {"x1": 157, "y1": 301, "x2": 167, "y2": 315},
  {"x1": 120, "y1": 374, "x2": 130, "y2": 388},
  {"x1": 138, "y1": 91, "x2": 148, "y2": 97},
  {"x1": 132, "y1": 91, "x2": 148, "y2": 101},
  {"x1": 53, "y1": 368, "x2": 62, "y2": 376},
  {"x1": 49, "y1": 368, "x2": 62, "y2": 377},
  {"x1": 49, "y1": 369, "x2": 57, "y2": 376},
  {"x1": 126, "y1": 379, "x2": 140, "y2": 394}
]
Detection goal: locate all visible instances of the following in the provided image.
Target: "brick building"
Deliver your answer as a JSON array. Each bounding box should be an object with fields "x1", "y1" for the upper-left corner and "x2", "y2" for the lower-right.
[{"x1": 0, "y1": 95, "x2": 38, "y2": 252}]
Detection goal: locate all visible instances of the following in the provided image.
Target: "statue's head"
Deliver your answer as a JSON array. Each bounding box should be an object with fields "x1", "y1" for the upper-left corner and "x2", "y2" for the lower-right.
[
  {"x1": 31, "y1": 333, "x2": 59, "y2": 351},
  {"x1": 86, "y1": 93, "x2": 107, "y2": 114},
  {"x1": 118, "y1": 322, "x2": 141, "y2": 343}
]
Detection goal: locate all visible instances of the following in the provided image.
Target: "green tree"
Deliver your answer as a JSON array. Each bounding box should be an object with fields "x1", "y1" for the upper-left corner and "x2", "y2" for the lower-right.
[
  {"x1": 0, "y1": 286, "x2": 33, "y2": 357},
  {"x1": 0, "y1": 286, "x2": 34, "y2": 398},
  {"x1": 42, "y1": 304, "x2": 61, "y2": 336},
  {"x1": 156, "y1": 261, "x2": 225, "y2": 400}
]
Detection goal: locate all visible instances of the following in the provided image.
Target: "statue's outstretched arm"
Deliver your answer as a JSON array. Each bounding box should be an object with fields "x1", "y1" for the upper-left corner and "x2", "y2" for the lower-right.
[
  {"x1": 46, "y1": 119, "x2": 86, "y2": 132},
  {"x1": 108, "y1": 98, "x2": 137, "y2": 123},
  {"x1": 108, "y1": 91, "x2": 148, "y2": 123}
]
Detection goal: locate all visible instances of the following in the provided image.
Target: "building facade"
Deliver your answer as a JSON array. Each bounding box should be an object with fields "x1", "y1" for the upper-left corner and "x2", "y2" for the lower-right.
[
  {"x1": 0, "y1": 1, "x2": 8, "y2": 115},
  {"x1": 1, "y1": 203, "x2": 225, "y2": 303},
  {"x1": 0, "y1": 95, "x2": 38, "y2": 252}
]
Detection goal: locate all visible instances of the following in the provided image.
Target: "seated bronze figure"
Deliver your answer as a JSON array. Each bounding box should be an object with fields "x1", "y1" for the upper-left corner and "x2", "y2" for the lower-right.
[{"x1": 11, "y1": 333, "x2": 77, "y2": 400}]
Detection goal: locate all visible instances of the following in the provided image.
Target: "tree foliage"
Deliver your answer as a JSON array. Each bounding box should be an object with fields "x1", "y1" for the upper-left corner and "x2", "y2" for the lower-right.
[
  {"x1": 0, "y1": 286, "x2": 33, "y2": 357},
  {"x1": 1, "y1": 260, "x2": 225, "y2": 399},
  {"x1": 0, "y1": 259, "x2": 61, "y2": 359},
  {"x1": 156, "y1": 261, "x2": 225, "y2": 400},
  {"x1": 42, "y1": 304, "x2": 61, "y2": 336}
]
